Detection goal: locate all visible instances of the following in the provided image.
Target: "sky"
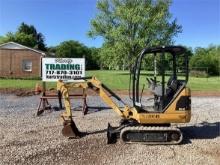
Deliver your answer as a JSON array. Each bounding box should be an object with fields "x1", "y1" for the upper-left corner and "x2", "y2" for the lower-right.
[{"x1": 0, "y1": 0, "x2": 219, "y2": 48}]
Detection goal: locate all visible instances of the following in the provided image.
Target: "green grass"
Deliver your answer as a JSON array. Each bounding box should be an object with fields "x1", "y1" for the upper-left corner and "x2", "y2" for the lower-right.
[
  {"x1": 0, "y1": 70, "x2": 220, "y2": 91},
  {"x1": 188, "y1": 76, "x2": 220, "y2": 91},
  {"x1": 0, "y1": 79, "x2": 55, "y2": 90},
  {"x1": 87, "y1": 70, "x2": 220, "y2": 91}
]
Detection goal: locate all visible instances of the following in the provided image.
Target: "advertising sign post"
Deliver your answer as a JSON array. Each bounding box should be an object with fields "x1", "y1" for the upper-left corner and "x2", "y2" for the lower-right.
[{"x1": 42, "y1": 58, "x2": 85, "y2": 82}]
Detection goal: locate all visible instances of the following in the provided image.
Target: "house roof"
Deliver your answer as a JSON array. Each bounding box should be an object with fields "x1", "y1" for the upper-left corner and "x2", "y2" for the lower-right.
[{"x1": 0, "y1": 42, "x2": 46, "y2": 55}]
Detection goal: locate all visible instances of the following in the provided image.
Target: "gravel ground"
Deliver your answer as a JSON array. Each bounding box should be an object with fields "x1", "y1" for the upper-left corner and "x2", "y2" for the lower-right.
[{"x1": 0, "y1": 94, "x2": 220, "y2": 165}]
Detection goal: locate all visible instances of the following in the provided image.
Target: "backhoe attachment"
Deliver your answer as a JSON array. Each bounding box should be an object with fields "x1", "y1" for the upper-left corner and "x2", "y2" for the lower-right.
[{"x1": 57, "y1": 80, "x2": 82, "y2": 138}]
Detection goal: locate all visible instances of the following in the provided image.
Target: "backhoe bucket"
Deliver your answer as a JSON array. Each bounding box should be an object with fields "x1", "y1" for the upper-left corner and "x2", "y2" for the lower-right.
[{"x1": 62, "y1": 120, "x2": 81, "y2": 138}]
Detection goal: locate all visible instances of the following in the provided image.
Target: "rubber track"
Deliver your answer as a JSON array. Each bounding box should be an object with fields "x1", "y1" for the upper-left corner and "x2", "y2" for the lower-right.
[{"x1": 120, "y1": 126, "x2": 183, "y2": 145}]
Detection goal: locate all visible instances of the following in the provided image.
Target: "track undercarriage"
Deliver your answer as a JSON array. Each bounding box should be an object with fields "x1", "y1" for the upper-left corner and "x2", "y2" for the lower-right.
[
  {"x1": 107, "y1": 120, "x2": 183, "y2": 145},
  {"x1": 61, "y1": 118, "x2": 183, "y2": 145}
]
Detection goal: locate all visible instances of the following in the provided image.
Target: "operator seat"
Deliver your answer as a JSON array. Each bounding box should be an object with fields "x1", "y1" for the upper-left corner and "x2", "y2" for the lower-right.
[
  {"x1": 147, "y1": 75, "x2": 178, "y2": 97},
  {"x1": 147, "y1": 75, "x2": 179, "y2": 111},
  {"x1": 166, "y1": 75, "x2": 178, "y2": 97}
]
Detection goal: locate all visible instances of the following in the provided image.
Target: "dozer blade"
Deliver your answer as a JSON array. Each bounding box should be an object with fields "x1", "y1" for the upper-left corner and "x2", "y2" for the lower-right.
[
  {"x1": 107, "y1": 123, "x2": 119, "y2": 144},
  {"x1": 62, "y1": 120, "x2": 81, "y2": 138}
]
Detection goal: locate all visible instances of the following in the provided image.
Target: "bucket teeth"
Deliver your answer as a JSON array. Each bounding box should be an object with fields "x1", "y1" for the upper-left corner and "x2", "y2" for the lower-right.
[{"x1": 62, "y1": 120, "x2": 81, "y2": 138}]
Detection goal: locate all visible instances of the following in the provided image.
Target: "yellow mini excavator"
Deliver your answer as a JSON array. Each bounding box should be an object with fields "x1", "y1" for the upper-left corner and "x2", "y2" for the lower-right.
[{"x1": 57, "y1": 46, "x2": 191, "y2": 144}]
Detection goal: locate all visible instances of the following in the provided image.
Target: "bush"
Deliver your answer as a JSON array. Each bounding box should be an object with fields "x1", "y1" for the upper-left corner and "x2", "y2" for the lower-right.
[{"x1": 189, "y1": 70, "x2": 208, "y2": 78}]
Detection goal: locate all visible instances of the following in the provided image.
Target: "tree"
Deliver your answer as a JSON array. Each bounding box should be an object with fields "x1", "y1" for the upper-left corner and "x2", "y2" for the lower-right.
[
  {"x1": 0, "y1": 35, "x2": 7, "y2": 44},
  {"x1": 190, "y1": 45, "x2": 220, "y2": 76},
  {"x1": 47, "y1": 46, "x2": 57, "y2": 54},
  {"x1": 18, "y1": 23, "x2": 37, "y2": 36},
  {"x1": 88, "y1": 0, "x2": 182, "y2": 69},
  {"x1": 0, "y1": 32, "x2": 16, "y2": 44},
  {"x1": 14, "y1": 32, "x2": 37, "y2": 48},
  {"x1": 56, "y1": 40, "x2": 88, "y2": 58},
  {"x1": 87, "y1": 47, "x2": 101, "y2": 69},
  {"x1": 56, "y1": 40, "x2": 100, "y2": 69},
  {"x1": 17, "y1": 22, "x2": 46, "y2": 50},
  {"x1": 0, "y1": 22, "x2": 47, "y2": 51}
]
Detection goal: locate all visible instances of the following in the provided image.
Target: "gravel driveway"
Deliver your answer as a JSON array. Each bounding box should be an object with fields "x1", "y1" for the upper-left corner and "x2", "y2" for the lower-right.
[{"x1": 0, "y1": 94, "x2": 219, "y2": 165}]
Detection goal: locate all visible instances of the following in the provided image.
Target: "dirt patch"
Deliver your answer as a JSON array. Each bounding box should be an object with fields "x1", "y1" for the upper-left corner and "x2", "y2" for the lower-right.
[
  {"x1": 0, "y1": 88, "x2": 36, "y2": 97},
  {"x1": 1, "y1": 88, "x2": 220, "y2": 97},
  {"x1": 191, "y1": 91, "x2": 220, "y2": 97},
  {"x1": 113, "y1": 90, "x2": 220, "y2": 97}
]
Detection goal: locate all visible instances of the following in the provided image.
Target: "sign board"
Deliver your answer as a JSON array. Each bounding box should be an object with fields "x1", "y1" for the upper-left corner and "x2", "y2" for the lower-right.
[{"x1": 42, "y1": 58, "x2": 85, "y2": 82}]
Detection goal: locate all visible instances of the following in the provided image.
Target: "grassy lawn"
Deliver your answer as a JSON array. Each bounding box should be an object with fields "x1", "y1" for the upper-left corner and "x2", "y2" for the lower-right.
[
  {"x1": 0, "y1": 79, "x2": 55, "y2": 90},
  {"x1": 0, "y1": 70, "x2": 220, "y2": 91}
]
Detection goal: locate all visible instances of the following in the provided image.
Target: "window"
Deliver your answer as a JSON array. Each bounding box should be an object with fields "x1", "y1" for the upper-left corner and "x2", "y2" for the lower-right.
[{"x1": 22, "y1": 60, "x2": 32, "y2": 72}]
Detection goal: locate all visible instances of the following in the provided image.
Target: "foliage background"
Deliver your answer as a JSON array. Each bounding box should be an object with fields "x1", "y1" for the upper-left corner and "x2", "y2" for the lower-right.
[{"x1": 0, "y1": 0, "x2": 219, "y2": 76}]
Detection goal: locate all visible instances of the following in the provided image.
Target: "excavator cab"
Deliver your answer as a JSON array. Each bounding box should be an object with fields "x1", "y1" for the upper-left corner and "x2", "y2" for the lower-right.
[{"x1": 131, "y1": 46, "x2": 189, "y2": 112}]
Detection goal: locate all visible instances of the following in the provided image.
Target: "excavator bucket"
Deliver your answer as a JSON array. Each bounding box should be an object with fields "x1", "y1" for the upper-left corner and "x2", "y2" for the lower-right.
[{"x1": 62, "y1": 120, "x2": 81, "y2": 138}]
